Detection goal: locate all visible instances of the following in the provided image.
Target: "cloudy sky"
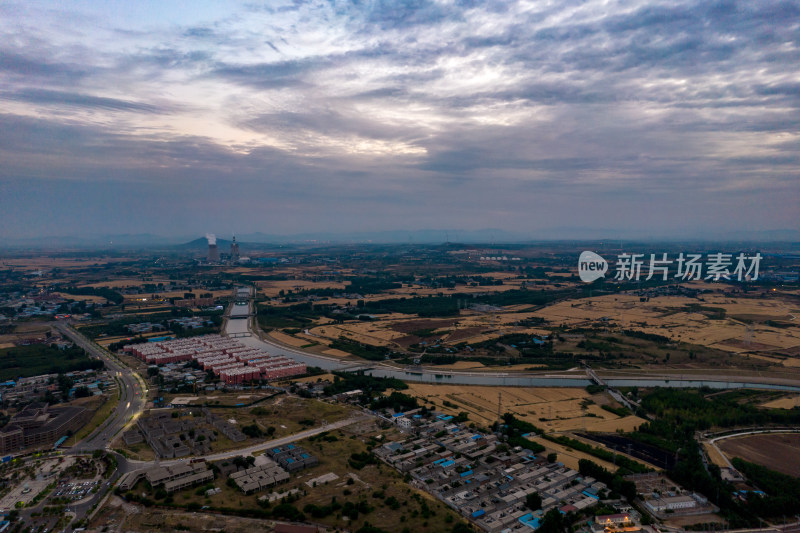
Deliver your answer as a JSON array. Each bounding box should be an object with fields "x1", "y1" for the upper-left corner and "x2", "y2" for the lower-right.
[{"x1": 1, "y1": 0, "x2": 798, "y2": 241}]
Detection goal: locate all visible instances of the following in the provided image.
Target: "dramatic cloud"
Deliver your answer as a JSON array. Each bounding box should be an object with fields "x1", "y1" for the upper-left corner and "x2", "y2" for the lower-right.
[{"x1": 0, "y1": 0, "x2": 798, "y2": 240}]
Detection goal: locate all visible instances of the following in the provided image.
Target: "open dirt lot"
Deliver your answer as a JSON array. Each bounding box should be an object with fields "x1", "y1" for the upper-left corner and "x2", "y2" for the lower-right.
[{"x1": 717, "y1": 433, "x2": 800, "y2": 477}]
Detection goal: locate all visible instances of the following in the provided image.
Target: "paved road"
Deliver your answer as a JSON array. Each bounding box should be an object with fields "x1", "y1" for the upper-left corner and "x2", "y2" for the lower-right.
[
  {"x1": 54, "y1": 322, "x2": 148, "y2": 451},
  {"x1": 51, "y1": 322, "x2": 148, "y2": 531}
]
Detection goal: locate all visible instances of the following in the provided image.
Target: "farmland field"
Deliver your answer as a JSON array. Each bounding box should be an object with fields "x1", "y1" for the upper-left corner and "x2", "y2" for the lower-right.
[
  {"x1": 404, "y1": 384, "x2": 646, "y2": 433},
  {"x1": 717, "y1": 433, "x2": 800, "y2": 478}
]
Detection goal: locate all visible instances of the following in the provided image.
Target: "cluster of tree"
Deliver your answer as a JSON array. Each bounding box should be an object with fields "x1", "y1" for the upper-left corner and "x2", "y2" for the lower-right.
[
  {"x1": 231, "y1": 455, "x2": 256, "y2": 469},
  {"x1": 732, "y1": 458, "x2": 800, "y2": 517},
  {"x1": 323, "y1": 371, "x2": 408, "y2": 396},
  {"x1": 370, "y1": 391, "x2": 419, "y2": 413},
  {"x1": 330, "y1": 338, "x2": 391, "y2": 361},
  {"x1": 241, "y1": 423, "x2": 272, "y2": 438},
  {"x1": 636, "y1": 389, "x2": 800, "y2": 440},
  {"x1": 496, "y1": 413, "x2": 546, "y2": 453},
  {"x1": 632, "y1": 388, "x2": 800, "y2": 526},
  {"x1": 363, "y1": 295, "x2": 460, "y2": 317},
  {"x1": 600, "y1": 404, "x2": 632, "y2": 417},
  {"x1": 109, "y1": 336, "x2": 149, "y2": 352},
  {"x1": 578, "y1": 459, "x2": 637, "y2": 500},
  {"x1": 257, "y1": 302, "x2": 328, "y2": 329},
  {"x1": 0, "y1": 343, "x2": 102, "y2": 381},
  {"x1": 349, "y1": 451, "x2": 379, "y2": 470},
  {"x1": 56, "y1": 285, "x2": 124, "y2": 305},
  {"x1": 536, "y1": 508, "x2": 578, "y2": 533},
  {"x1": 417, "y1": 274, "x2": 504, "y2": 288},
  {"x1": 467, "y1": 287, "x2": 574, "y2": 308},
  {"x1": 543, "y1": 435, "x2": 651, "y2": 474},
  {"x1": 348, "y1": 276, "x2": 410, "y2": 295},
  {"x1": 621, "y1": 330, "x2": 672, "y2": 344}
]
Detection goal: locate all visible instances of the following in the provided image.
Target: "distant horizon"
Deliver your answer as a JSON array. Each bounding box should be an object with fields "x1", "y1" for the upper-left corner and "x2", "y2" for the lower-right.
[{"x1": 2, "y1": 227, "x2": 800, "y2": 250}]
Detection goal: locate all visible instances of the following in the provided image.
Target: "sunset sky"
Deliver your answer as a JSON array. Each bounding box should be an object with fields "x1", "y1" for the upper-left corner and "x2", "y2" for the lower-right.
[{"x1": 1, "y1": 0, "x2": 798, "y2": 241}]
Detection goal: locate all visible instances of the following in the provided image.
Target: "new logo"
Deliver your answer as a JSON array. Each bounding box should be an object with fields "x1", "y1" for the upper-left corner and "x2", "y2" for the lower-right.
[{"x1": 578, "y1": 251, "x2": 608, "y2": 283}]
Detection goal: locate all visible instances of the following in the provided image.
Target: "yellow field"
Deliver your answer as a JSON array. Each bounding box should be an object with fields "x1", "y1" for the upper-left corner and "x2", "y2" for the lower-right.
[
  {"x1": 288, "y1": 373, "x2": 336, "y2": 383},
  {"x1": 527, "y1": 434, "x2": 619, "y2": 472},
  {"x1": 404, "y1": 384, "x2": 646, "y2": 433},
  {"x1": 275, "y1": 284, "x2": 795, "y2": 359},
  {"x1": 309, "y1": 320, "x2": 407, "y2": 346},
  {"x1": 530, "y1": 293, "x2": 800, "y2": 355},
  {"x1": 322, "y1": 348, "x2": 351, "y2": 357},
  {"x1": 760, "y1": 394, "x2": 800, "y2": 409},
  {"x1": 268, "y1": 330, "x2": 312, "y2": 347}
]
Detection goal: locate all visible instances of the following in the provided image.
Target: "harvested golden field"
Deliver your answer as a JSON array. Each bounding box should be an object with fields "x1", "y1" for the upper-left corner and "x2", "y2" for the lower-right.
[
  {"x1": 267, "y1": 330, "x2": 314, "y2": 347},
  {"x1": 430, "y1": 360, "x2": 487, "y2": 370},
  {"x1": 404, "y1": 384, "x2": 646, "y2": 434},
  {"x1": 294, "y1": 331, "x2": 331, "y2": 345},
  {"x1": 310, "y1": 321, "x2": 408, "y2": 346},
  {"x1": 531, "y1": 292, "x2": 800, "y2": 355},
  {"x1": 760, "y1": 394, "x2": 800, "y2": 409},
  {"x1": 257, "y1": 279, "x2": 346, "y2": 297},
  {"x1": 322, "y1": 348, "x2": 351, "y2": 357},
  {"x1": 528, "y1": 434, "x2": 619, "y2": 472}
]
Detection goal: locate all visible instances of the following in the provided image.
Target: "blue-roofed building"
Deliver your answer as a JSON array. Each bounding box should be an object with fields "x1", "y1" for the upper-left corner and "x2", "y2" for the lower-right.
[{"x1": 519, "y1": 513, "x2": 541, "y2": 530}]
